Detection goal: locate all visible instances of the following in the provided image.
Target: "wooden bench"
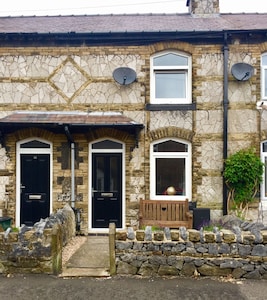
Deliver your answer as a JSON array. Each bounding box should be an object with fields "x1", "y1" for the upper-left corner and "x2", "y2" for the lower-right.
[{"x1": 139, "y1": 199, "x2": 193, "y2": 229}]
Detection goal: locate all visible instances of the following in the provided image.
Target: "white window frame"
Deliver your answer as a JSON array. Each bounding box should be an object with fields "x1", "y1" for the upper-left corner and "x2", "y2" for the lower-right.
[
  {"x1": 150, "y1": 138, "x2": 191, "y2": 200},
  {"x1": 261, "y1": 53, "x2": 267, "y2": 100},
  {"x1": 261, "y1": 141, "x2": 267, "y2": 209},
  {"x1": 150, "y1": 51, "x2": 192, "y2": 104}
]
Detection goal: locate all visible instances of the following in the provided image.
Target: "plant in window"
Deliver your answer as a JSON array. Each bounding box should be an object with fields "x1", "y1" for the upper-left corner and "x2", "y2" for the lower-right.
[{"x1": 223, "y1": 148, "x2": 264, "y2": 218}]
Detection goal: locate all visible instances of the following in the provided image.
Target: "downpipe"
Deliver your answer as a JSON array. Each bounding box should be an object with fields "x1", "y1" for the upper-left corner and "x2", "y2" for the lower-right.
[
  {"x1": 64, "y1": 125, "x2": 81, "y2": 232},
  {"x1": 222, "y1": 33, "x2": 229, "y2": 215}
]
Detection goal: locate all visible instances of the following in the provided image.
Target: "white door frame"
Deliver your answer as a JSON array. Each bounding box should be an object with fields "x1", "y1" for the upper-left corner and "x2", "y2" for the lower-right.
[
  {"x1": 88, "y1": 138, "x2": 125, "y2": 233},
  {"x1": 16, "y1": 137, "x2": 53, "y2": 227}
]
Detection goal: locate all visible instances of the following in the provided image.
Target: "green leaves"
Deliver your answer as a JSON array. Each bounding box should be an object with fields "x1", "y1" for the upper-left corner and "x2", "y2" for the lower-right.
[{"x1": 224, "y1": 148, "x2": 264, "y2": 211}]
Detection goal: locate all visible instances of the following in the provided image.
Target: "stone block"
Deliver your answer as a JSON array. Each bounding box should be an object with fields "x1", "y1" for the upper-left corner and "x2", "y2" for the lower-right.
[
  {"x1": 232, "y1": 267, "x2": 247, "y2": 279},
  {"x1": 137, "y1": 262, "x2": 158, "y2": 276},
  {"x1": 153, "y1": 231, "x2": 164, "y2": 241},
  {"x1": 170, "y1": 230, "x2": 180, "y2": 241},
  {"x1": 158, "y1": 265, "x2": 179, "y2": 276},
  {"x1": 116, "y1": 231, "x2": 127, "y2": 241},
  {"x1": 181, "y1": 262, "x2": 196, "y2": 276},
  {"x1": 116, "y1": 261, "x2": 138, "y2": 275},
  {"x1": 198, "y1": 264, "x2": 232, "y2": 276},
  {"x1": 261, "y1": 231, "x2": 267, "y2": 244},
  {"x1": 243, "y1": 269, "x2": 261, "y2": 279},
  {"x1": 242, "y1": 232, "x2": 255, "y2": 245},
  {"x1": 136, "y1": 230, "x2": 145, "y2": 241},
  {"x1": 251, "y1": 245, "x2": 267, "y2": 257},
  {"x1": 204, "y1": 232, "x2": 215, "y2": 243},
  {"x1": 221, "y1": 229, "x2": 235, "y2": 243},
  {"x1": 188, "y1": 229, "x2": 200, "y2": 242}
]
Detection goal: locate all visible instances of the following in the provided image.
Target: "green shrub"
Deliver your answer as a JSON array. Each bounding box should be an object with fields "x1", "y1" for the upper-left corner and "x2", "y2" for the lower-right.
[{"x1": 223, "y1": 148, "x2": 264, "y2": 218}]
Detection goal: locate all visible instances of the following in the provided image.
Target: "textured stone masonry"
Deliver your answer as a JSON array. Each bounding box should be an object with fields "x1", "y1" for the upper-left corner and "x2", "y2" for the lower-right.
[
  {"x1": 115, "y1": 227, "x2": 267, "y2": 279},
  {"x1": 0, "y1": 204, "x2": 75, "y2": 275}
]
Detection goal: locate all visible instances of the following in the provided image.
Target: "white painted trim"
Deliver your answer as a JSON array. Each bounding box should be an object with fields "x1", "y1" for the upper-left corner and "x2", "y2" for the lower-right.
[
  {"x1": 150, "y1": 138, "x2": 192, "y2": 201},
  {"x1": 261, "y1": 53, "x2": 267, "y2": 100},
  {"x1": 150, "y1": 50, "x2": 192, "y2": 104},
  {"x1": 88, "y1": 138, "x2": 125, "y2": 233},
  {"x1": 16, "y1": 138, "x2": 53, "y2": 227}
]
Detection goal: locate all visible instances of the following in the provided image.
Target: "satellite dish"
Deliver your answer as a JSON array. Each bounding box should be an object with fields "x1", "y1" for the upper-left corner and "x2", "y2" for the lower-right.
[
  {"x1": 231, "y1": 63, "x2": 254, "y2": 81},
  {"x1": 113, "y1": 67, "x2": 136, "y2": 85}
]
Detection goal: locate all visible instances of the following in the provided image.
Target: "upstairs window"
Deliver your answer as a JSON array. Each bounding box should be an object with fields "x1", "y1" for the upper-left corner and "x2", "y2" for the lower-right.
[
  {"x1": 151, "y1": 51, "x2": 191, "y2": 104},
  {"x1": 261, "y1": 53, "x2": 267, "y2": 99}
]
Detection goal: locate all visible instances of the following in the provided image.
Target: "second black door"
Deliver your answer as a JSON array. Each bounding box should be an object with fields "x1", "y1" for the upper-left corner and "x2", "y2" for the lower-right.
[{"x1": 92, "y1": 153, "x2": 122, "y2": 228}]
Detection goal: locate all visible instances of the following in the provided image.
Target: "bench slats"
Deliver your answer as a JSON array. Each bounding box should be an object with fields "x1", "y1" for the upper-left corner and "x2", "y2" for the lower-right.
[{"x1": 139, "y1": 199, "x2": 193, "y2": 229}]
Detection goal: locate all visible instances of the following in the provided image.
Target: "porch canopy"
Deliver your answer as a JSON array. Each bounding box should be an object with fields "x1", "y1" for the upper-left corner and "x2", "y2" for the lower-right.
[{"x1": 0, "y1": 111, "x2": 143, "y2": 143}]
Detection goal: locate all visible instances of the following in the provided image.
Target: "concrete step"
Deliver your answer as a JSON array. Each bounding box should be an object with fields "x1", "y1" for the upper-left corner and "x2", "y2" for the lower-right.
[{"x1": 60, "y1": 267, "x2": 110, "y2": 277}]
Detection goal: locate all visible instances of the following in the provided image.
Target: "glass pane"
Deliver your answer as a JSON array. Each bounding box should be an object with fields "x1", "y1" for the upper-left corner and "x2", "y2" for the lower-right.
[
  {"x1": 156, "y1": 158, "x2": 185, "y2": 195},
  {"x1": 154, "y1": 53, "x2": 188, "y2": 66},
  {"x1": 92, "y1": 140, "x2": 122, "y2": 149},
  {"x1": 262, "y1": 55, "x2": 267, "y2": 65},
  {"x1": 110, "y1": 157, "x2": 119, "y2": 191},
  {"x1": 263, "y1": 142, "x2": 267, "y2": 152},
  {"x1": 95, "y1": 157, "x2": 105, "y2": 191},
  {"x1": 265, "y1": 69, "x2": 267, "y2": 97},
  {"x1": 265, "y1": 157, "x2": 267, "y2": 197},
  {"x1": 155, "y1": 73, "x2": 186, "y2": 98},
  {"x1": 154, "y1": 140, "x2": 188, "y2": 152},
  {"x1": 20, "y1": 140, "x2": 50, "y2": 148}
]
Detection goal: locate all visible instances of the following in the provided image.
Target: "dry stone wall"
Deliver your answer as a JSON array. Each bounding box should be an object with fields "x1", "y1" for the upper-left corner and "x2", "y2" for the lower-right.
[
  {"x1": 0, "y1": 204, "x2": 75, "y2": 275},
  {"x1": 115, "y1": 226, "x2": 267, "y2": 279}
]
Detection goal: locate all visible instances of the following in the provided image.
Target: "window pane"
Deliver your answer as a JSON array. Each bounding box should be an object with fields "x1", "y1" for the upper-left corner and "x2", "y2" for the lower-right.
[
  {"x1": 263, "y1": 142, "x2": 267, "y2": 152},
  {"x1": 95, "y1": 157, "x2": 105, "y2": 191},
  {"x1": 262, "y1": 55, "x2": 267, "y2": 65},
  {"x1": 110, "y1": 156, "x2": 119, "y2": 191},
  {"x1": 92, "y1": 140, "x2": 122, "y2": 149},
  {"x1": 265, "y1": 69, "x2": 267, "y2": 97},
  {"x1": 265, "y1": 157, "x2": 267, "y2": 197},
  {"x1": 154, "y1": 53, "x2": 188, "y2": 66},
  {"x1": 156, "y1": 158, "x2": 185, "y2": 195},
  {"x1": 20, "y1": 140, "x2": 50, "y2": 148},
  {"x1": 155, "y1": 73, "x2": 186, "y2": 98},
  {"x1": 154, "y1": 140, "x2": 188, "y2": 152}
]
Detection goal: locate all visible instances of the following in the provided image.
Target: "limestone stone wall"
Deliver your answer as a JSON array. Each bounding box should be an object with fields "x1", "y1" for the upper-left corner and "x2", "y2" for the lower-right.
[
  {"x1": 115, "y1": 227, "x2": 267, "y2": 279},
  {"x1": 0, "y1": 204, "x2": 75, "y2": 275}
]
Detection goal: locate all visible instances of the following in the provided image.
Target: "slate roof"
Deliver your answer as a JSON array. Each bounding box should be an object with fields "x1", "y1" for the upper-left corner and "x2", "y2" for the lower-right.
[
  {"x1": 0, "y1": 111, "x2": 141, "y2": 125},
  {"x1": 0, "y1": 111, "x2": 143, "y2": 134},
  {"x1": 0, "y1": 13, "x2": 267, "y2": 34}
]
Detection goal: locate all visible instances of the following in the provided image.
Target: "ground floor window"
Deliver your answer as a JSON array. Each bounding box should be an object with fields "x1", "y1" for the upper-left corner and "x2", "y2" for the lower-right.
[
  {"x1": 261, "y1": 141, "x2": 267, "y2": 200},
  {"x1": 150, "y1": 138, "x2": 191, "y2": 200}
]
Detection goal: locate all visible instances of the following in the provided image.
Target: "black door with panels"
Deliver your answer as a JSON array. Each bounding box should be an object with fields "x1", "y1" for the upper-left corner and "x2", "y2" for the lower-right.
[
  {"x1": 20, "y1": 154, "x2": 50, "y2": 226},
  {"x1": 92, "y1": 153, "x2": 122, "y2": 228}
]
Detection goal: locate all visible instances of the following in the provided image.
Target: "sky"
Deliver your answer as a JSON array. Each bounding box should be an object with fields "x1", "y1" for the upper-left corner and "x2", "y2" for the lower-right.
[{"x1": 0, "y1": 0, "x2": 266, "y2": 16}]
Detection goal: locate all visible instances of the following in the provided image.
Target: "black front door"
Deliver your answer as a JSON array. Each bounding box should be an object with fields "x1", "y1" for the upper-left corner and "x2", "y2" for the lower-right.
[
  {"x1": 92, "y1": 153, "x2": 122, "y2": 228},
  {"x1": 20, "y1": 154, "x2": 50, "y2": 226}
]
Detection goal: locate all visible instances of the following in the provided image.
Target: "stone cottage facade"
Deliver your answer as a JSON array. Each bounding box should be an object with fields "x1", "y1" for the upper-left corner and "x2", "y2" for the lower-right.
[{"x1": 0, "y1": 0, "x2": 267, "y2": 234}]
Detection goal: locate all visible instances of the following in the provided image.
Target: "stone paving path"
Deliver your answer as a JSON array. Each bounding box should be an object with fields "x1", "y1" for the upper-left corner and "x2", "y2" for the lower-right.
[{"x1": 60, "y1": 235, "x2": 110, "y2": 277}]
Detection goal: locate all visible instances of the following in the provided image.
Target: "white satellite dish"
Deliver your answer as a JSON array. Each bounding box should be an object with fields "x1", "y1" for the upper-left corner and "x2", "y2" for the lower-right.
[
  {"x1": 113, "y1": 67, "x2": 136, "y2": 85},
  {"x1": 231, "y1": 63, "x2": 254, "y2": 81}
]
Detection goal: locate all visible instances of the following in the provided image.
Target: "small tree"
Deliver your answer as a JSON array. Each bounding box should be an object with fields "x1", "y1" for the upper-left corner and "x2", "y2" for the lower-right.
[{"x1": 223, "y1": 148, "x2": 264, "y2": 218}]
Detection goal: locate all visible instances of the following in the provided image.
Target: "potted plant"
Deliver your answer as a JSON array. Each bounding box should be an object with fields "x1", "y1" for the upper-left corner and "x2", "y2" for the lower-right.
[{"x1": 223, "y1": 148, "x2": 264, "y2": 218}]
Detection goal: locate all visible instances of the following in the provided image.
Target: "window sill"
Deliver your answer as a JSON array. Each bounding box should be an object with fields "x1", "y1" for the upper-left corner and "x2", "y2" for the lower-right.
[{"x1": 145, "y1": 103, "x2": 196, "y2": 111}]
